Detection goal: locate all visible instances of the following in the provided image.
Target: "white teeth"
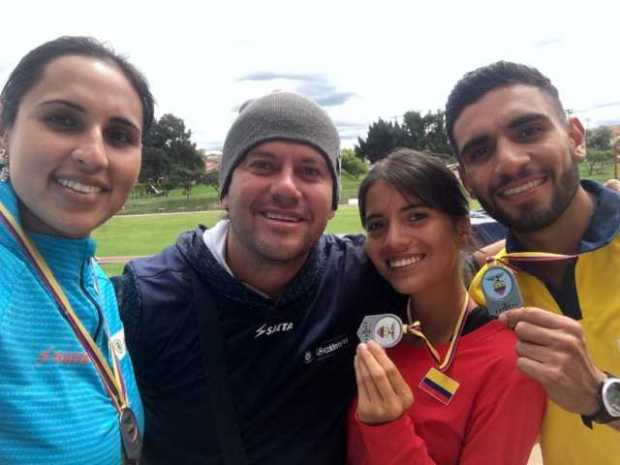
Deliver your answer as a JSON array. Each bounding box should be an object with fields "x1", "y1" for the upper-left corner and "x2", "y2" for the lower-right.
[
  {"x1": 57, "y1": 178, "x2": 102, "y2": 194},
  {"x1": 264, "y1": 212, "x2": 301, "y2": 222},
  {"x1": 389, "y1": 256, "x2": 423, "y2": 269},
  {"x1": 501, "y1": 179, "x2": 544, "y2": 197}
]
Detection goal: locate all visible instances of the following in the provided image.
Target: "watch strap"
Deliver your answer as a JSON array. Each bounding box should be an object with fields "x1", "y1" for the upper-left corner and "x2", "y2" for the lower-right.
[{"x1": 581, "y1": 373, "x2": 618, "y2": 428}]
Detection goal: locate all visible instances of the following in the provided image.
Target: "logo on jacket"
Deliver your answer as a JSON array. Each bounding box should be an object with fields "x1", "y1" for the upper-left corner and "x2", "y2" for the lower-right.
[
  {"x1": 109, "y1": 329, "x2": 127, "y2": 360},
  {"x1": 304, "y1": 335, "x2": 350, "y2": 364},
  {"x1": 255, "y1": 322, "x2": 294, "y2": 339}
]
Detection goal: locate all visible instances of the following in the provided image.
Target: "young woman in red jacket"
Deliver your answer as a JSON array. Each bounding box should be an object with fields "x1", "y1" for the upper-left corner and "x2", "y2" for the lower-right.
[{"x1": 347, "y1": 148, "x2": 545, "y2": 465}]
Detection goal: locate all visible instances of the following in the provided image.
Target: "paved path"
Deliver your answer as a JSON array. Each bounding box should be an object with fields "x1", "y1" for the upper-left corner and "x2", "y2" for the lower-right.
[
  {"x1": 97, "y1": 256, "x2": 143, "y2": 264},
  {"x1": 116, "y1": 209, "x2": 219, "y2": 218}
]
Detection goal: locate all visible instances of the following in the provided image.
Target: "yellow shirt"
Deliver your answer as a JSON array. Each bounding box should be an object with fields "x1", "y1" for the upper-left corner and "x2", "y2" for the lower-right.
[{"x1": 469, "y1": 182, "x2": 620, "y2": 465}]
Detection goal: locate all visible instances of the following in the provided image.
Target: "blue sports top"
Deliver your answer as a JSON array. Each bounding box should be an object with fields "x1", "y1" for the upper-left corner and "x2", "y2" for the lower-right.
[{"x1": 0, "y1": 181, "x2": 143, "y2": 465}]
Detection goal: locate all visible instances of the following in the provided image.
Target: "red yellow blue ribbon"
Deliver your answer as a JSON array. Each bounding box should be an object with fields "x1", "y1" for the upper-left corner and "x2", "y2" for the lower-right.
[
  {"x1": 405, "y1": 293, "x2": 469, "y2": 372},
  {"x1": 490, "y1": 251, "x2": 578, "y2": 272}
]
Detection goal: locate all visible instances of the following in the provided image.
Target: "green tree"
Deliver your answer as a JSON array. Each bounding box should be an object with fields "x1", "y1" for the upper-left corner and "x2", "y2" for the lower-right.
[
  {"x1": 587, "y1": 126, "x2": 613, "y2": 151},
  {"x1": 585, "y1": 149, "x2": 613, "y2": 175},
  {"x1": 140, "y1": 146, "x2": 171, "y2": 185},
  {"x1": 341, "y1": 148, "x2": 368, "y2": 177},
  {"x1": 140, "y1": 114, "x2": 205, "y2": 196},
  {"x1": 401, "y1": 110, "x2": 452, "y2": 156},
  {"x1": 355, "y1": 110, "x2": 452, "y2": 164},
  {"x1": 355, "y1": 118, "x2": 404, "y2": 163},
  {"x1": 422, "y1": 110, "x2": 451, "y2": 156},
  {"x1": 202, "y1": 171, "x2": 219, "y2": 190}
]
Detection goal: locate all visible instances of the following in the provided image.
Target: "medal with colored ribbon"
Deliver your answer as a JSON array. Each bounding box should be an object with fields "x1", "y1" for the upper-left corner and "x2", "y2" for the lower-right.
[
  {"x1": 481, "y1": 251, "x2": 578, "y2": 316},
  {"x1": 0, "y1": 203, "x2": 142, "y2": 464},
  {"x1": 357, "y1": 293, "x2": 469, "y2": 405}
]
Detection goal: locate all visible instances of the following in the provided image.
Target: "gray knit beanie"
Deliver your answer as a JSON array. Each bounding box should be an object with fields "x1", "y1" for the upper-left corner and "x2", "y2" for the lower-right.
[{"x1": 219, "y1": 92, "x2": 341, "y2": 209}]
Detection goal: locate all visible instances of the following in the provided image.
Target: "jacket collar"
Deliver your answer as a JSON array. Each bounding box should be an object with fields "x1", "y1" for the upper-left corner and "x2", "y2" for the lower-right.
[
  {"x1": 0, "y1": 181, "x2": 96, "y2": 280},
  {"x1": 176, "y1": 225, "x2": 326, "y2": 307}
]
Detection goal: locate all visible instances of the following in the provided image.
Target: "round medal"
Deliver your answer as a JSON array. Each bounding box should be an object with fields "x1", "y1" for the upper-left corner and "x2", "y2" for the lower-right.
[
  {"x1": 120, "y1": 407, "x2": 142, "y2": 463},
  {"x1": 357, "y1": 313, "x2": 404, "y2": 348},
  {"x1": 481, "y1": 264, "x2": 523, "y2": 316}
]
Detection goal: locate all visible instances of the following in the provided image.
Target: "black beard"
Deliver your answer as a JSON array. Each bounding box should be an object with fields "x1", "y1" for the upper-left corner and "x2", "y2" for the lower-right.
[{"x1": 476, "y1": 159, "x2": 580, "y2": 233}]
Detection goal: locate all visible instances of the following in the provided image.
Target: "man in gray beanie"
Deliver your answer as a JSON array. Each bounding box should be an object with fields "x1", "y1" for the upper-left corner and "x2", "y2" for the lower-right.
[
  {"x1": 116, "y1": 92, "x2": 401, "y2": 465},
  {"x1": 220, "y1": 91, "x2": 341, "y2": 209}
]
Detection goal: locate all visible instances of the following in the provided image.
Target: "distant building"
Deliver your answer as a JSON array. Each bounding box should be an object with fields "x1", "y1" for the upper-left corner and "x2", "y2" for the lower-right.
[
  {"x1": 609, "y1": 125, "x2": 620, "y2": 145},
  {"x1": 200, "y1": 150, "x2": 221, "y2": 173}
]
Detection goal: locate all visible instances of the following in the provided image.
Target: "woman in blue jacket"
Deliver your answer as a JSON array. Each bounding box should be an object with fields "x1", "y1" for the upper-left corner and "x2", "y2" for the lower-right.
[{"x1": 0, "y1": 36, "x2": 153, "y2": 464}]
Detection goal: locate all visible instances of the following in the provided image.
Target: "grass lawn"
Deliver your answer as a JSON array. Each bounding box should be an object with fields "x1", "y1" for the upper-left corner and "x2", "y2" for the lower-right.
[
  {"x1": 120, "y1": 173, "x2": 365, "y2": 215},
  {"x1": 95, "y1": 161, "x2": 616, "y2": 276},
  {"x1": 94, "y1": 206, "x2": 365, "y2": 275}
]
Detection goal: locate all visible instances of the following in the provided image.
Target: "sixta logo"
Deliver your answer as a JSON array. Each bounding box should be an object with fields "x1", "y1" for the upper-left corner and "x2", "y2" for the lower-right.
[{"x1": 255, "y1": 322, "x2": 294, "y2": 339}]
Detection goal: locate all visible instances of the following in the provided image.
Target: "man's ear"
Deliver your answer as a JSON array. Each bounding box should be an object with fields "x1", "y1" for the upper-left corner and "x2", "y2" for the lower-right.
[
  {"x1": 457, "y1": 165, "x2": 476, "y2": 199},
  {"x1": 567, "y1": 117, "x2": 586, "y2": 162},
  {"x1": 221, "y1": 195, "x2": 229, "y2": 211}
]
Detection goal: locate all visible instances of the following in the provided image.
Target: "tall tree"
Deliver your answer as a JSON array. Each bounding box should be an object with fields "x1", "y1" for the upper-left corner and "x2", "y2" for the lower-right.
[
  {"x1": 422, "y1": 110, "x2": 452, "y2": 156},
  {"x1": 356, "y1": 110, "x2": 452, "y2": 163},
  {"x1": 140, "y1": 113, "x2": 205, "y2": 194},
  {"x1": 584, "y1": 148, "x2": 613, "y2": 175},
  {"x1": 355, "y1": 118, "x2": 404, "y2": 163},
  {"x1": 587, "y1": 126, "x2": 613, "y2": 151},
  {"x1": 401, "y1": 111, "x2": 426, "y2": 149},
  {"x1": 401, "y1": 110, "x2": 451, "y2": 155}
]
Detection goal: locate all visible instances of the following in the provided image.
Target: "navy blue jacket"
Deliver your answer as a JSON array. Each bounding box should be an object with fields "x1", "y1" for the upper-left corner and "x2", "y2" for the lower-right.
[{"x1": 116, "y1": 227, "x2": 402, "y2": 465}]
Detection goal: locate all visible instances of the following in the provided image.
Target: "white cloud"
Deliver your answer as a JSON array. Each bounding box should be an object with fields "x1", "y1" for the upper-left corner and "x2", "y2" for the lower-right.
[{"x1": 2, "y1": 0, "x2": 618, "y2": 147}]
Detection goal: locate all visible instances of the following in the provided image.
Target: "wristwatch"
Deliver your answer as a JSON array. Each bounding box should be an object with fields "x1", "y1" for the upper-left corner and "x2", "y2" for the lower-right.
[{"x1": 581, "y1": 373, "x2": 620, "y2": 428}]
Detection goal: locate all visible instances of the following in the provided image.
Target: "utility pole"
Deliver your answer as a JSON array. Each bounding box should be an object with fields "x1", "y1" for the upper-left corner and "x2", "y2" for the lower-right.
[{"x1": 615, "y1": 140, "x2": 619, "y2": 179}]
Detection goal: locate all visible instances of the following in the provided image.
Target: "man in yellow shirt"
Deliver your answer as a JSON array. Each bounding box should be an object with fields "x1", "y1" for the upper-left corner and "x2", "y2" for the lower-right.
[{"x1": 445, "y1": 61, "x2": 620, "y2": 465}]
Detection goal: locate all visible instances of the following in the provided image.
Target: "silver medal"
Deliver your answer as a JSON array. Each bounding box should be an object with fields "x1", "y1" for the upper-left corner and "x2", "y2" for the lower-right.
[
  {"x1": 120, "y1": 407, "x2": 142, "y2": 464},
  {"x1": 357, "y1": 314, "x2": 405, "y2": 348},
  {"x1": 481, "y1": 264, "x2": 524, "y2": 316}
]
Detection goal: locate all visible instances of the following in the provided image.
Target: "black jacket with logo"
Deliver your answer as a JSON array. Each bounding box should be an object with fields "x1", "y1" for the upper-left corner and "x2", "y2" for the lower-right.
[{"x1": 115, "y1": 227, "x2": 402, "y2": 465}]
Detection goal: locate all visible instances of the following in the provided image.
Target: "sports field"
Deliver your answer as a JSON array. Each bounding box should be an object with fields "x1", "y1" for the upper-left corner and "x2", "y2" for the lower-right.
[
  {"x1": 94, "y1": 162, "x2": 614, "y2": 279},
  {"x1": 93, "y1": 206, "x2": 364, "y2": 275}
]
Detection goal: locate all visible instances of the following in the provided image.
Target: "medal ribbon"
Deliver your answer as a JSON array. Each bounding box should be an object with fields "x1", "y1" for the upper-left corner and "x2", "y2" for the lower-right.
[
  {"x1": 489, "y1": 251, "x2": 578, "y2": 272},
  {"x1": 405, "y1": 293, "x2": 469, "y2": 372},
  {"x1": 0, "y1": 203, "x2": 128, "y2": 413}
]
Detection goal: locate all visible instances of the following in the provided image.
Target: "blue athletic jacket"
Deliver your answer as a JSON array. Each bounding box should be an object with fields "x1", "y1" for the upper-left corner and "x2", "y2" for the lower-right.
[
  {"x1": 0, "y1": 181, "x2": 143, "y2": 465},
  {"x1": 117, "y1": 226, "x2": 403, "y2": 465}
]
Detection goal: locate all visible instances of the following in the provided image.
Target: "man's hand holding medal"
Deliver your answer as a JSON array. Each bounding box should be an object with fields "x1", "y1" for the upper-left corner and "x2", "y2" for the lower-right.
[{"x1": 499, "y1": 307, "x2": 607, "y2": 417}]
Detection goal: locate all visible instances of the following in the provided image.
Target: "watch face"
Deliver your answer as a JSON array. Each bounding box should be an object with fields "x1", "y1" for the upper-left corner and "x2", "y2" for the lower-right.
[{"x1": 603, "y1": 379, "x2": 620, "y2": 417}]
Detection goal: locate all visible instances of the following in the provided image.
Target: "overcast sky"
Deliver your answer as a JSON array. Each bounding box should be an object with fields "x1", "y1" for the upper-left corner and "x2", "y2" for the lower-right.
[{"x1": 2, "y1": 0, "x2": 619, "y2": 150}]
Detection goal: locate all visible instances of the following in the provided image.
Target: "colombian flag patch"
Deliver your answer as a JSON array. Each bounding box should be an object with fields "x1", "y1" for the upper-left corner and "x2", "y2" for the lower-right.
[{"x1": 419, "y1": 366, "x2": 460, "y2": 405}]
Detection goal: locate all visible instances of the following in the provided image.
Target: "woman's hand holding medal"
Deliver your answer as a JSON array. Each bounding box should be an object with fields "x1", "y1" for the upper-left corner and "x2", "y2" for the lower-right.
[{"x1": 354, "y1": 341, "x2": 414, "y2": 425}]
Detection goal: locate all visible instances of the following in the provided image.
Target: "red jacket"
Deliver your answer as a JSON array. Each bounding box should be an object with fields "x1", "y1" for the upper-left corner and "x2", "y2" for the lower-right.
[{"x1": 348, "y1": 319, "x2": 545, "y2": 465}]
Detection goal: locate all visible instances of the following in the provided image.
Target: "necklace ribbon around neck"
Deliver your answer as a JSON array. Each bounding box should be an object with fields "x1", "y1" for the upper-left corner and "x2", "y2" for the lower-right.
[
  {"x1": 0, "y1": 202, "x2": 129, "y2": 413},
  {"x1": 489, "y1": 251, "x2": 579, "y2": 272},
  {"x1": 406, "y1": 293, "x2": 469, "y2": 372}
]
